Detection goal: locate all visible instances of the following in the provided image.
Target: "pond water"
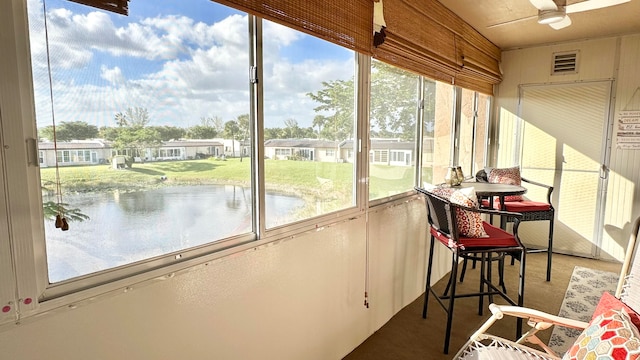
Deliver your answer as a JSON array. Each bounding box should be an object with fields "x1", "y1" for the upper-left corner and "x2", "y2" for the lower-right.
[{"x1": 44, "y1": 185, "x2": 304, "y2": 282}]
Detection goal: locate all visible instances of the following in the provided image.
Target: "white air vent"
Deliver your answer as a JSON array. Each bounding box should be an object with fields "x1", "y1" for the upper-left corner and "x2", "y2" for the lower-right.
[{"x1": 551, "y1": 51, "x2": 579, "y2": 75}]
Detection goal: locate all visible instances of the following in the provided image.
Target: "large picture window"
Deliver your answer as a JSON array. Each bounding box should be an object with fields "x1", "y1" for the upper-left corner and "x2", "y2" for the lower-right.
[
  {"x1": 1, "y1": 0, "x2": 494, "y2": 314},
  {"x1": 458, "y1": 89, "x2": 489, "y2": 178},
  {"x1": 29, "y1": 0, "x2": 253, "y2": 283},
  {"x1": 421, "y1": 80, "x2": 454, "y2": 186},
  {"x1": 369, "y1": 60, "x2": 419, "y2": 200},
  {"x1": 262, "y1": 20, "x2": 357, "y2": 228}
]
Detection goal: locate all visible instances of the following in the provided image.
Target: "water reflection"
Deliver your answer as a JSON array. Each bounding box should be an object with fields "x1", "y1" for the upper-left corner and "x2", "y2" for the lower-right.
[{"x1": 44, "y1": 185, "x2": 304, "y2": 282}]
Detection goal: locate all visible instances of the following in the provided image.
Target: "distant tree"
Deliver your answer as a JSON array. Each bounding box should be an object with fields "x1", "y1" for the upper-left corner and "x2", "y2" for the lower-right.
[
  {"x1": 307, "y1": 78, "x2": 355, "y2": 141},
  {"x1": 113, "y1": 107, "x2": 151, "y2": 128},
  {"x1": 114, "y1": 127, "x2": 161, "y2": 163},
  {"x1": 224, "y1": 120, "x2": 240, "y2": 156},
  {"x1": 212, "y1": 117, "x2": 224, "y2": 133},
  {"x1": 300, "y1": 127, "x2": 317, "y2": 139},
  {"x1": 112, "y1": 107, "x2": 160, "y2": 164},
  {"x1": 369, "y1": 61, "x2": 420, "y2": 140},
  {"x1": 99, "y1": 126, "x2": 122, "y2": 141},
  {"x1": 312, "y1": 115, "x2": 327, "y2": 137},
  {"x1": 115, "y1": 112, "x2": 128, "y2": 127},
  {"x1": 235, "y1": 114, "x2": 250, "y2": 161},
  {"x1": 186, "y1": 125, "x2": 217, "y2": 139},
  {"x1": 150, "y1": 126, "x2": 185, "y2": 141},
  {"x1": 123, "y1": 107, "x2": 150, "y2": 127},
  {"x1": 423, "y1": 80, "x2": 437, "y2": 137},
  {"x1": 200, "y1": 116, "x2": 225, "y2": 133},
  {"x1": 236, "y1": 114, "x2": 250, "y2": 141},
  {"x1": 283, "y1": 118, "x2": 301, "y2": 138},
  {"x1": 306, "y1": 61, "x2": 424, "y2": 141},
  {"x1": 264, "y1": 127, "x2": 284, "y2": 140},
  {"x1": 39, "y1": 121, "x2": 98, "y2": 141}
]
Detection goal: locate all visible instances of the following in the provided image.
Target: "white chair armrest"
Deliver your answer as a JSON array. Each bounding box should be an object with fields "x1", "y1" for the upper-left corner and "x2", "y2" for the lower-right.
[
  {"x1": 467, "y1": 303, "x2": 589, "y2": 359},
  {"x1": 488, "y1": 304, "x2": 588, "y2": 330}
]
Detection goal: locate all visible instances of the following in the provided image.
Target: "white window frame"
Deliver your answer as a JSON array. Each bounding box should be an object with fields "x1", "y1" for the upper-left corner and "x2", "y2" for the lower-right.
[
  {"x1": 0, "y1": 3, "x2": 374, "y2": 324},
  {"x1": 0, "y1": 0, "x2": 490, "y2": 327}
]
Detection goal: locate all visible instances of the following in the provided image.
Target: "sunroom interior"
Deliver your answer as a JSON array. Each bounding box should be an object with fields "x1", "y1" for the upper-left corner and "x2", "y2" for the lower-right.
[{"x1": 1, "y1": 0, "x2": 640, "y2": 359}]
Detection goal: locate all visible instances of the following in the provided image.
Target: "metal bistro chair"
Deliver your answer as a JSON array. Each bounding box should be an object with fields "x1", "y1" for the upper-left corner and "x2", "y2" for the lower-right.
[
  {"x1": 477, "y1": 169, "x2": 555, "y2": 282},
  {"x1": 415, "y1": 186, "x2": 527, "y2": 354}
]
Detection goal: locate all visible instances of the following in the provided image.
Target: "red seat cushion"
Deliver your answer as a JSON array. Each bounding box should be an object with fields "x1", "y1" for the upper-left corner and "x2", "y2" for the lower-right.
[
  {"x1": 501, "y1": 200, "x2": 550, "y2": 212},
  {"x1": 430, "y1": 221, "x2": 519, "y2": 249},
  {"x1": 481, "y1": 199, "x2": 550, "y2": 212}
]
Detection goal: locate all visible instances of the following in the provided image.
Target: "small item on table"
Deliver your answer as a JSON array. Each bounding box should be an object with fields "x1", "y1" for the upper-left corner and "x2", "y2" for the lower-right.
[{"x1": 445, "y1": 167, "x2": 462, "y2": 186}]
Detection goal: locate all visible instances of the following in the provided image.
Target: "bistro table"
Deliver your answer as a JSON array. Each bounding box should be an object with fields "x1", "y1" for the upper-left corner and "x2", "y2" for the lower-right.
[
  {"x1": 457, "y1": 181, "x2": 527, "y2": 225},
  {"x1": 457, "y1": 181, "x2": 527, "y2": 204}
]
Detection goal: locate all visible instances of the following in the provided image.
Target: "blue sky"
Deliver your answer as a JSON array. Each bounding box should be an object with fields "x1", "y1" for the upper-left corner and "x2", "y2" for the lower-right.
[{"x1": 28, "y1": 0, "x2": 355, "y2": 130}]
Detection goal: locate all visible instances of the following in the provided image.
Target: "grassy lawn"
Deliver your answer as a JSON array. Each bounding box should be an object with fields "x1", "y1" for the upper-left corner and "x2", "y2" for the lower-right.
[
  {"x1": 40, "y1": 158, "x2": 356, "y2": 194},
  {"x1": 40, "y1": 158, "x2": 416, "y2": 202}
]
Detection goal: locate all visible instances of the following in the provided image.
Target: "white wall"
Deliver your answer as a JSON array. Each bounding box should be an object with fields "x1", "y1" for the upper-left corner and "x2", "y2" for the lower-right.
[
  {"x1": 0, "y1": 198, "x2": 444, "y2": 360},
  {"x1": 496, "y1": 35, "x2": 640, "y2": 261}
]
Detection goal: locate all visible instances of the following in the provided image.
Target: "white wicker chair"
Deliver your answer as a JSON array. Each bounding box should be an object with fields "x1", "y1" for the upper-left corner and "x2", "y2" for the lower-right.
[{"x1": 453, "y1": 216, "x2": 640, "y2": 360}]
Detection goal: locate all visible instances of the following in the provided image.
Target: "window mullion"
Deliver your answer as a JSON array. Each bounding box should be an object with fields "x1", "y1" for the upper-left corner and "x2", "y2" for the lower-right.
[
  {"x1": 356, "y1": 53, "x2": 370, "y2": 209},
  {"x1": 250, "y1": 16, "x2": 265, "y2": 238},
  {"x1": 0, "y1": 0, "x2": 47, "y2": 320}
]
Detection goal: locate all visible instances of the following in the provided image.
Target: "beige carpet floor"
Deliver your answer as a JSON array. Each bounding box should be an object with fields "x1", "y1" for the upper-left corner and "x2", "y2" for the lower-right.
[{"x1": 343, "y1": 252, "x2": 621, "y2": 360}]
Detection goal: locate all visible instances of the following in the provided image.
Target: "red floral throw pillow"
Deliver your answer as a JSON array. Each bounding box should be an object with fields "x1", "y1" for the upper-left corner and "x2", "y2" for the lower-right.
[
  {"x1": 488, "y1": 166, "x2": 523, "y2": 201},
  {"x1": 563, "y1": 308, "x2": 640, "y2": 360},
  {"x1": 449, "y1": 187, "x2": 488, "y2": 238}
]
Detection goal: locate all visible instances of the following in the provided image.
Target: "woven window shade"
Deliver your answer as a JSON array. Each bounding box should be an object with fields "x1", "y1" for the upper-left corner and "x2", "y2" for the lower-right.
[
  {"x1": 214, "y1": 0, "x2": 373, "y2": 56},
  {"x1": 68, "y1": 0, "x2": 129, "y2": 15},
  {"x1": 373, "y1": 0, "x2": 502, "y2": 95}
]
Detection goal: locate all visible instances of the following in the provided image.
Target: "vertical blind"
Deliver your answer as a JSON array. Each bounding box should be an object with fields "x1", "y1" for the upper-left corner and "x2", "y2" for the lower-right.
[{"x1": 69, "y1": 0, "x2": 501, "y2": 94}]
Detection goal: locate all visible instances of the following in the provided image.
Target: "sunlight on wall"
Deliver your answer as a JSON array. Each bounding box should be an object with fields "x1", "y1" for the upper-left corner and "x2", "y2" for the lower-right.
[
  {"x1": 557, "y1": 143, "x2": 600, "y2": 240},
  {"x1": 497, "y1": 107, "x2": 518, "y2": 167},
  {"x1": 602, "y1": 170, "x2": 636, "y2": 261}
]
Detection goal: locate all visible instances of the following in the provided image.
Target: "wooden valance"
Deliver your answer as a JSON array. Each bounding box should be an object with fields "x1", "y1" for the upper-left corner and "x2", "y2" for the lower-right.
[
  {"x1": 66, "y1": 0, "x2": 501, "y2": 94},
  {"x1": 373, "y1": 0, "x2": 502, "y2": 95},
  {"x1": 214, "y1": 0, "x2": 374, "y2": 56},
  {"x1": 68, "y1": 0, "x2": 128, "y2": 15}
]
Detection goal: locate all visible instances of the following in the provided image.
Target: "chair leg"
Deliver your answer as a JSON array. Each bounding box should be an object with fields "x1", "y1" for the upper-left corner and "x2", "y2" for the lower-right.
[
  {"x1": 442, "y1": 268, "x2": 454, "y2": 297},
  {"x1": 498, "y1": 255, "x2": 507, "y2": 293},
  {"x1": 546, "y1": 218, "x2": 554, "y2": 282},
  {"x1": 479, "y1": 252, "x2": 486, "y2": 316},
  {"x1": 516, "y1": 248, "x2": 526, "y2": 339},
  {"x1": 443, "y1": 252, "x2": 459, "y2": 355},
  {"x1": 423, "y1": 237, "x2": 436, "y2": 318},
  {"x1": 459, "y1": 257, "x2": 468, "y2": 283}
]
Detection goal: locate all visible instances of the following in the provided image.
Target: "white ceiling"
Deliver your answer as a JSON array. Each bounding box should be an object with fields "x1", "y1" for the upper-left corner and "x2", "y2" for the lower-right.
[{"x1": 436, "y1": 0, "x2": 640, "y2": 50}]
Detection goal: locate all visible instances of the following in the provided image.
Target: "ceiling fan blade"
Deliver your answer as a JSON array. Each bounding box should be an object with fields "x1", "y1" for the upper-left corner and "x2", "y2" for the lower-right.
[
  {"x1": 529, "y1": 0, "x2": 558, "y2": 10},
  {"x1": 566, "y1": 0, "x2": 630, "y2": 13},
  {"x1": 487, "y1": 14, "x2": 537, "y2": 29},
  {"x1": 549, "y1": 15, "x2": 572, "y2": 29}
]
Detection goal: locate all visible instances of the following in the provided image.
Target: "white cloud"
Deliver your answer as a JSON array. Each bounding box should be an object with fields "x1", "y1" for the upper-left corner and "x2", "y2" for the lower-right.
[
  {"x1": 263, "y1": 21, "x2": 301, "y2": 47},
  {"x1": 100, "y1": 65, "x2": 126, "y2": 85},
  {"x1": 28, "y1": 0, "x2": 354, "y2": 130}
]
